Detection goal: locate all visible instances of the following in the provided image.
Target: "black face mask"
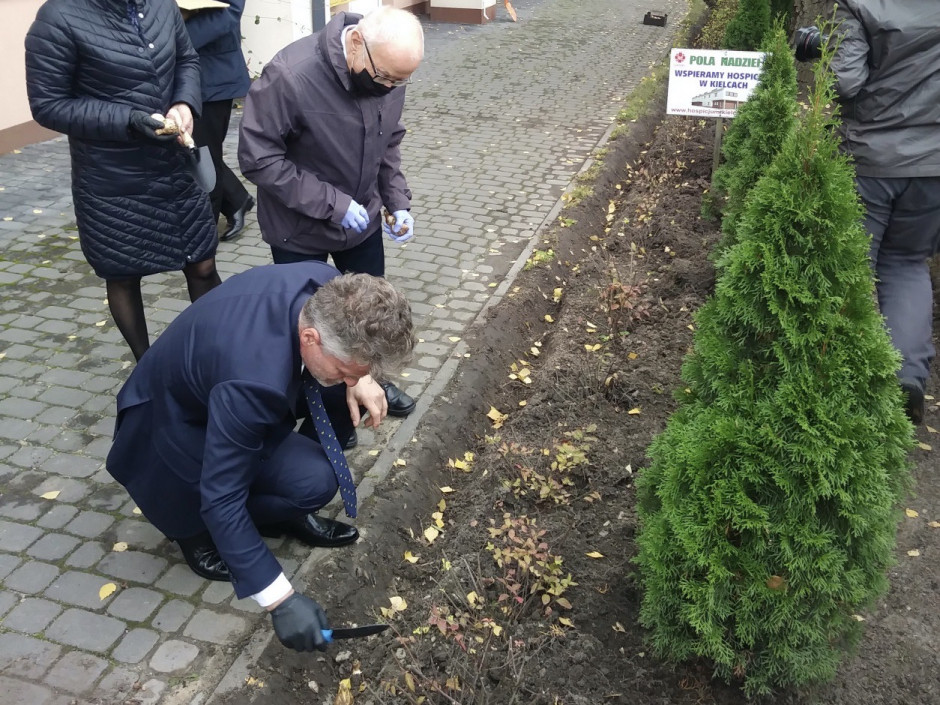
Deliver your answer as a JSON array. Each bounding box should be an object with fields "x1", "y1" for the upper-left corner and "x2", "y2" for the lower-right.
[{"x1": 349, "y1": 68, "x2": 395, "y2": 97}]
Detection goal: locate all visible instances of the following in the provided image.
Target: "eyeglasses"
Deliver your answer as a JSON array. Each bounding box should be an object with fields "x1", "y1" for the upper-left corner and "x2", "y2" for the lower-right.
[{"x1": 361, "y1": 36, "x2": 412, "y2": 88}]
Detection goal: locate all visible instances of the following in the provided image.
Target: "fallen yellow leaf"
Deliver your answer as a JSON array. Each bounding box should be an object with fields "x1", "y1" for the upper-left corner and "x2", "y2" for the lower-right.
[
  {"x1": 628, "y1": 408, "x2": 641, "y2": 415},
  {"x1": 918, "y1": 442, "x2": 932, "y2": 451},
  {"x1": 132, "y1": 507, "x2": 142, "y2": 515},
  {"x1": 40, "y1": 490, "x2": 61, "y2": 500},
  {"x1": 852, "y1": 614, "x2": 866, "y2": 622},
  {"x1": 99, "y1": 583, "x2": 117, "y2": 601},
  {"x1": 368, "y1": 449, "x2": 380, "y2": 456},
  {"x1": 448, "y1": 336, "x2": 461, "y2": 342},
  {"x1": 905, "y1": 508, "x2": 920, "y2": 518},
  {"x1": 927, "y1": 425, "x2": 938, "y2": 434},
  {"x1": 928, "y1": 521, "x2": 940, "y2": 528},
  {"x1": 393, "y1": 458, "x2": 407, "y2": 467},
  {"x1": 95, "y1": 320, "x2": 106, "y2": 327},
  {"x1": 553, "y1": 287, "x2": 563, "y2": 302},
  {"x1": 558, "y1": 617, "x2": 574, "y2": 628},
  {"x1": 244, "y1": 676, "x2": 264, "y2": 688},
  {"x1": 334, "y1": 678, "x2": 354, "y2": 705},
  {"x1": 389, "y1": 596, "x2": 408, "y2": 612},
  {"x1": 439, "y1": 486, "x2": 454, "y2": 493},
  {"x1": 438, "y1": 499, "x2": 446, "y2": 512},
  {"x1": 627, "y1": 352, "x2": 638, "y2": 360},
  {"x1": 112, "y1": 542, "x2": 128, "y2": 552},
  {"x1": 404, "y1": 672, "x2": 416, "y2": 693},
  {"x1": 424, "y1": 526, "x2": 440, "y2": 543},
  {"x1": 486, "y1": 406, "x2": 508, "y2": 428},
  {"x1": 612, "y1": 622, "x2": 626, "y2": 633},
  {"x1": 544, "y1": 314, "x2": 554, "y2": 323},
  {"x1": 907, "y1": 549, "x2": 921, "y2": 557},
  {"x1": 404, "y1": 551, "x2": 419, "y2": 564},
  {"x1": 586, "y1": 551, "x2": 605, "y2": 559}
]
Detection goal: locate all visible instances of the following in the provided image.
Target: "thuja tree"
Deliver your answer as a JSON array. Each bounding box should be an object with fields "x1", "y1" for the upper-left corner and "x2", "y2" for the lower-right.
[
  {"x1": 707, "y1": 24, "x2": 798, "y2": 259},
  {"x1": 635, "y1": 52, "x2": 913, "y2": 697},
  {"x1": 770, "y1": 0, "x2": 792, "y2": 23},
  {"x1": 722, "y1": 0, "x2": 771, "y2": 50}
]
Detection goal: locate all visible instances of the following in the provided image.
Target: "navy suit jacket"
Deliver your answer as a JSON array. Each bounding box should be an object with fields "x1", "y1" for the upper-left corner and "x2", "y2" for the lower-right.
[{"x1": 108, "y1": 262, "x2": 340, "y2": 597}]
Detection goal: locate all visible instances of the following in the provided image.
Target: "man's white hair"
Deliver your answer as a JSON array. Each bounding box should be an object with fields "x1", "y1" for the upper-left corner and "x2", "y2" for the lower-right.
[{"x1": 358, "y1": 7, "x2": 424, "y2": 60}]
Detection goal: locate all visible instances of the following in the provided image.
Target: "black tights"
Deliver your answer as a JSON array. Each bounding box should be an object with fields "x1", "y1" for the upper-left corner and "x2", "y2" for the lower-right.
[{"x1": 107, "y1": 257, "x2": 221, "y2": 362}]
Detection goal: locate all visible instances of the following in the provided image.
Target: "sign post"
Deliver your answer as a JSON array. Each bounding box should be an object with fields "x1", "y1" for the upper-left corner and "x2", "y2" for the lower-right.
[{"x1": 666, "y1": 49, "x2": 766, "y2": 182}]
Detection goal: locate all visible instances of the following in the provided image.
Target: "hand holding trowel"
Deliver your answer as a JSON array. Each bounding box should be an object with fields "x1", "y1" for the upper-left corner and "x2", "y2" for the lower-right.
[
  {"x1": 269, "y1": 592, "x2": 390, "y2": 652},
  {"x1": 151, "y1": 110, "x2": 217, "y2": 194}
]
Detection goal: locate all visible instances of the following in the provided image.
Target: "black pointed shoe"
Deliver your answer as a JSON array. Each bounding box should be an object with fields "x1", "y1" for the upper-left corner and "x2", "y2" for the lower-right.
[
  {"x1": 382, "y1": 381, "x2": 416, "y2": 417},
  {"x1": 901, "y1": 380, "x2": 925, "y2": 425},
  {"x1": 342, "y1": 430, "x2": 358, "y2": 450},
  {"x1": 220, "y1": 195, "x2": 255, "y2": 242},
  {"x1": 259, "y1": 513, "x2": 359, "y2": 548},
  {"x1": 175, "y1": 532, "x2": 231, "y2": 582}
]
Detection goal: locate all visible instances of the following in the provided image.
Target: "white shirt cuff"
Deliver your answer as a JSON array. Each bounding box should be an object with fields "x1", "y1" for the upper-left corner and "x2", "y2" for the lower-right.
[{"x1": 251, "y1": 572, "x2": 292, "y2": 608}]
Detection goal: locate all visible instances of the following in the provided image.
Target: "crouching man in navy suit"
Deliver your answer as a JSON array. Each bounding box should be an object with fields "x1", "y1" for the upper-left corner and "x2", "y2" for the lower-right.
[{"x1": 105, "y1": 262, "x2": 415, "y2": 651}]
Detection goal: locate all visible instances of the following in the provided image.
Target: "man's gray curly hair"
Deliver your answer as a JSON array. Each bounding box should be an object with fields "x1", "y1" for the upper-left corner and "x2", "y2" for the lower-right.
[{"x1": 300, "y1": 274, "x2": 415, "y2": 381}]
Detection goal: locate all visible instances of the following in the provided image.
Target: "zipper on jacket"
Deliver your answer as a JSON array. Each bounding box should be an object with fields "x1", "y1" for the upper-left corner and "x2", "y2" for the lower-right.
[{"x1": 378, "y1": 107, "x2": 383, "y2": 136}]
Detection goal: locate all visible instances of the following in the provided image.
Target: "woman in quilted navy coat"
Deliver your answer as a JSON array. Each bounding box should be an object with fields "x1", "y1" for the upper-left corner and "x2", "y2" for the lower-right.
[{"x1": 25, "y1": 0, "x2": 222, "y2": 361}]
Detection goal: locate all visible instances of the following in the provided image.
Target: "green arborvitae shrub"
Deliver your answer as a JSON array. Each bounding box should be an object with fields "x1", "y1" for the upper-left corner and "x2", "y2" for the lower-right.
[
  {"x1": 707, "y1": 24, "x2": 798, "y2": 259},
  {"x1": 770, "y1": 0, "x2": 792, "y2": 24},
  {"x1": 722, "y1": 0, "x2": 771, "y2": 50},
  {"x1": 635, "y1": 52, "x2": 913, "y2": 698}
]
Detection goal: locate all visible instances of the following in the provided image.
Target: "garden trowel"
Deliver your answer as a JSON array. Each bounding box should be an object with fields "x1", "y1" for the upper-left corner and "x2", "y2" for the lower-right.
[
  {"x1": 321, "y1": 623, "x2": 389, "y2": 643},
  {"x1": 180, "y1": 132, "x2": 216, "y2": 193}
]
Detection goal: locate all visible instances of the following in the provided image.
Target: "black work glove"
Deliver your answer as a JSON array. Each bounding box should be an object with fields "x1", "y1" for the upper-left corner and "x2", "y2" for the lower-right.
[
  {"x1": 128, "y1": 110, "x2": 176, "y2": 143},
  {"x1": 270, "y1": 593, "x2": 330, "y2": 652}
]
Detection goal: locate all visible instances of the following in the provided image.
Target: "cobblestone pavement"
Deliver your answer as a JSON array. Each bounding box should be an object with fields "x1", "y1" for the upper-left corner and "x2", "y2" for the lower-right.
[{"x1": 0, "y1": 1, "x2": 687, "y2": 702}]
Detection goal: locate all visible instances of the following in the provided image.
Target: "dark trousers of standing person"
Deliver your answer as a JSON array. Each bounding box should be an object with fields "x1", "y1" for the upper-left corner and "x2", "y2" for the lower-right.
[
  {"x1": 270, "y1": 228, "x2": 385, "y2": 276},
  {"x1": 857, "y1": 175, "x2": 940, "y2": 392},
  {"x1": 191, "y1": 99, "x2": 251, "y2": 224}
]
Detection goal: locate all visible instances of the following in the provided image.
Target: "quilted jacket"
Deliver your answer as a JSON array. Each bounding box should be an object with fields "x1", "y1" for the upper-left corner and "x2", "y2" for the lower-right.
[{"x1": 25, "y1": 0, "x2": 217, "y2": 279}]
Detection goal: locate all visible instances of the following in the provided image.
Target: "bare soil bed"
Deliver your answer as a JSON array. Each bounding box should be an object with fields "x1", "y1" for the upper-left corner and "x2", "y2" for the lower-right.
[{"x1": 220, "y1": 90, "x2": 940, "y2": 705}]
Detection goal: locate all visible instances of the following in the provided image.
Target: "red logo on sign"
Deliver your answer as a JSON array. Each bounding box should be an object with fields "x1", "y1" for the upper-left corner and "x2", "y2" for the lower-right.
[{"x1": 675, "y1": 52, "x2": 686, "y2": 63}]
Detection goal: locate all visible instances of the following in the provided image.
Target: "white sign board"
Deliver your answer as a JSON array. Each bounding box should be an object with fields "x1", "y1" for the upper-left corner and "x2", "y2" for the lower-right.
[{"x1": 667, "y1": 49, "x2": 766, "y2": 119}]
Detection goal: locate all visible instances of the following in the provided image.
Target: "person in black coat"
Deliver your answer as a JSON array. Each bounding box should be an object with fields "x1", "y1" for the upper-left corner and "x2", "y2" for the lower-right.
[
  {"x1": 182, "y1": 0, "x2": 255, "y2": 242},
  {"x1": 25, "y1": 0, "x2": 222, "y2": 362},
  {"x1": 106, "y1": 263, "x2": 415, "y2": 651}
]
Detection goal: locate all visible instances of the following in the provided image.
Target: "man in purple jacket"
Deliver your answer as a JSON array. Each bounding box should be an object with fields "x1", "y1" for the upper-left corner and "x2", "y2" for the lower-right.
[{"x1": 238, "y1": 7, "x2": 424, "y2": 423}]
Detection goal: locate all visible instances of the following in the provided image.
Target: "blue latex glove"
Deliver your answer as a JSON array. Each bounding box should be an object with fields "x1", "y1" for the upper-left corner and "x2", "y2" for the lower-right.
[
  {"x1": 342, "y1": 200, "x2": 370, "y2": 233},
  {"x1": 382, "y1": 209, "x2": 415, "y2": 243}
]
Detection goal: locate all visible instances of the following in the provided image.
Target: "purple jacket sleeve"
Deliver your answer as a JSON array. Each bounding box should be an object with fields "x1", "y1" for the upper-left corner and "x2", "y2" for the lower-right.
[
  {"x1": 238, "y1": 60, "x2": 352, "y2": 224},
  {"x1": 379, "y1": 117, "x2": 412, "y2": 213}
]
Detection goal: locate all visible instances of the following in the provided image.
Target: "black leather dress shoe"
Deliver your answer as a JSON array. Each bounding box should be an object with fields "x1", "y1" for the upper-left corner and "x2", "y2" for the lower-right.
[
  {"x1": 259, "y1": 514, "x2": 359, "y2": 548},
  {"x1": 175, "y1": 532, "x2": 231, "y2": 582},
  {"x1": 901, "y1": 381, "x2": 925, "y2": 425},
  {"x1": 382, "y1": 381, "x2": 416, "y2": 417},
  {"x1": 342, "y1": 430, "x2": 358, "y2": 450},
  {"x1": 220, "y1": 195, "x2": 254, "y2": 242}
]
